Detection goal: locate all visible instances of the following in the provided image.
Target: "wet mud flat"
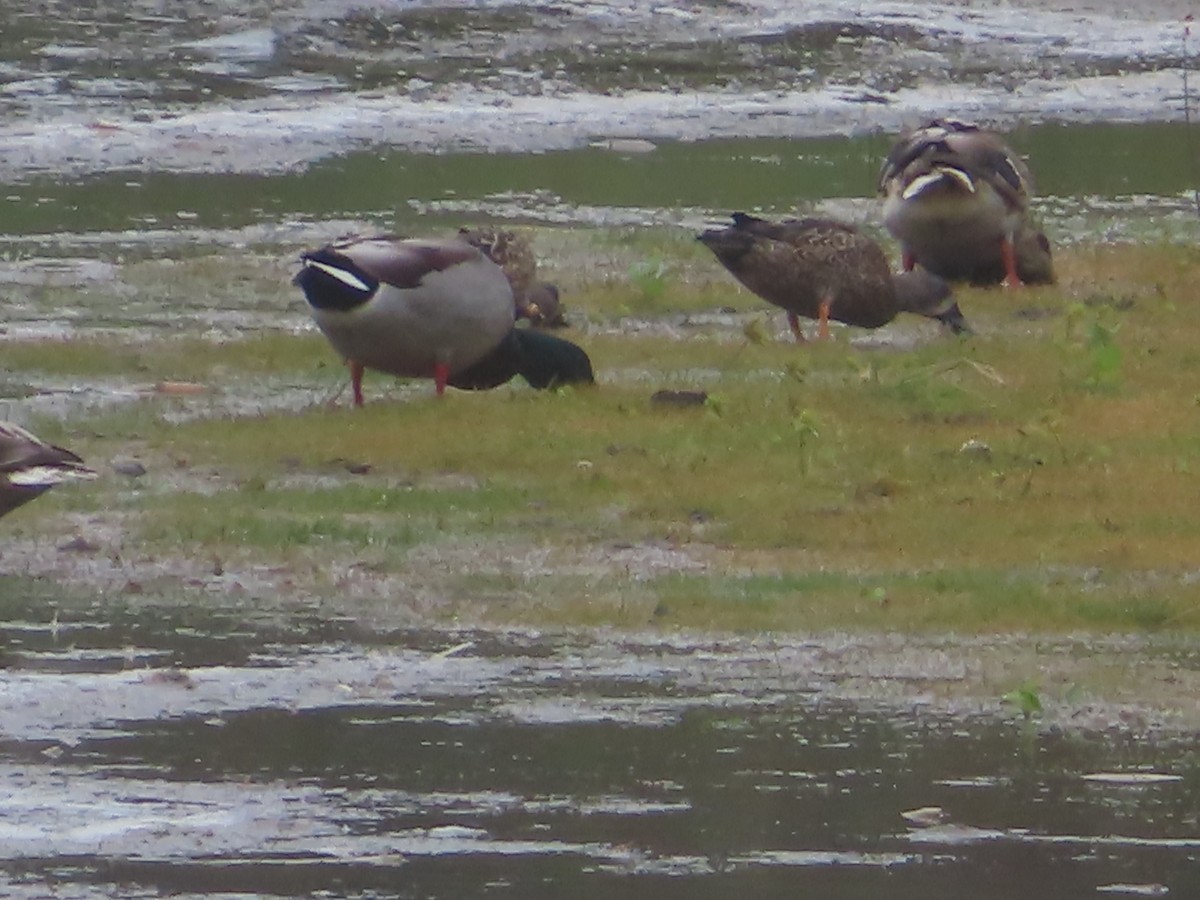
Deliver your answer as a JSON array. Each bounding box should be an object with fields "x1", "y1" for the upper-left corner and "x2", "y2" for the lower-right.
[
  {"x1": 0, "y1": 0, "x2": 1195, "y2": 179},
  {"x1": 1, "y1": 592, "x2": 1199, "y2": 898}
]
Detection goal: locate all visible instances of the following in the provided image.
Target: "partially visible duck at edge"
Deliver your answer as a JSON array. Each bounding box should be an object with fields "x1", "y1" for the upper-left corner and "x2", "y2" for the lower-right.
[
  {"x1": 293, "y1": 235, "x2": 593, "y2": 405},
  {"x1": 0, "y1": 422, "x2": 97, "y2": 520},
  {"x1": 878, "y1": 118, "x2": 1055, "y2": 288},
  {"x1": 698, "y1": 212, "x2": 970, "y2": 341}
]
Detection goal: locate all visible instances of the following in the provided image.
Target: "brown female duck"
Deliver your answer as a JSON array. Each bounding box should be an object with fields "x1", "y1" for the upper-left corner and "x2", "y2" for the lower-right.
[{"x1": 698, "y1": 213, "x2": 969, "y2": 341}]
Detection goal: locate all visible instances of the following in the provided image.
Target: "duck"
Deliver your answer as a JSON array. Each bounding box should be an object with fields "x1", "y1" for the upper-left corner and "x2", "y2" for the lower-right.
[
  {"x1": 878, "y1": 118, "x2": 1054, "y2": 287},
  {"x1": 457, "y1": 226, "x2": 568, "y2": 327},
  {"x1": 698, "y1": 212, "x2": 970, "y2": 341},
  {"x1": 1, "y1": 422, "x2": 98, "y2": 519},
  {"x1": 519, "y1": 281, "x2": 568, "y2": 329},
  {"x1": 293, "y1": 235, "x2": 593, "y2": 404}
]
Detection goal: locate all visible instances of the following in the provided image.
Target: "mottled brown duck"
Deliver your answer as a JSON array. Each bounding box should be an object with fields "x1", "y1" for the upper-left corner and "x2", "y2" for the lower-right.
[{"x1": 698, "y1": 213, "x2": 969, "y2": 341}]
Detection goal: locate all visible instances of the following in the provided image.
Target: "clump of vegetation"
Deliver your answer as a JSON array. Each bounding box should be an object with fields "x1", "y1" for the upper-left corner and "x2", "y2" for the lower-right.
[
  {"x1": 627, "y1": 257, "x2": 671, "y2": 308},
  {"x1": 1062, "y1": 301, "x2": 1123, "y2": 393},
  {"x1": 1003, "y1": 681, "x2": 1043, "y2": 720}
]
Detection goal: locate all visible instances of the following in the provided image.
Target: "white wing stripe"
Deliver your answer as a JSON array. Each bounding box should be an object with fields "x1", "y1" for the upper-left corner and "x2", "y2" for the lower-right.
[
  {"x1": 306, "y1": 259, "x2": 372, "y2": 292},
  {"x1": 9, "y1": 467, "x2": 97, "y2": 486},
  {"x1": 901, "y1": 168, "x2": 975, "y2": 200}
]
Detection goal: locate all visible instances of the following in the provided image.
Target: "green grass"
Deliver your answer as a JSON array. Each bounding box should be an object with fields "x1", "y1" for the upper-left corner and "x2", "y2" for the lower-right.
[
  {"x1": 10, "y1": 235, "x2": 1200, "y2": 632},
  {"x1": 136, "y1": 480, "x2": 536, "y2": 552},
  {"x1": 1, "y1": 332, "x2": 331, "y2": 380},
  {"x1": 645, "y1": 569, "x2": 1192, "y2": 631}
]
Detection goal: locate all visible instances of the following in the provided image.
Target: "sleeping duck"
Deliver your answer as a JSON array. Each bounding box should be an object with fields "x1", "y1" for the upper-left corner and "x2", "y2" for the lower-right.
[
  {"x1": 294, "y1": 235, "x2": 592, "y2": 404},
  {"x1": 0, "y1": 421, "x2": 97, "y2": 519},
  {"x1": 878, "y1": 118, "x2": 1054, "y2": 287},
  {"x1": 698, "y1": 213, "x2": 969, "y2": 341}
]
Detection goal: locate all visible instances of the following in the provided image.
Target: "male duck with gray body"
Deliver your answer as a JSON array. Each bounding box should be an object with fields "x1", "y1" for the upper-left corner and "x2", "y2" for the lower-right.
[
  {"x1": 878, "y1": 118, "x2": 1054, "y2": 288},
  {"x1": 294, "y1": 235, "x2": 593, "y2": 405}
]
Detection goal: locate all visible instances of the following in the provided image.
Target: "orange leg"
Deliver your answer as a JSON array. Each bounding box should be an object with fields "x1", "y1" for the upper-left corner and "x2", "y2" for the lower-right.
[
  {"x1": 433, "y1": 361, "x2": 450, "y2": 397},
  {"x1": 1001, "y1": 236, "x2": 1023, "y2": 289},
  {"x1": 350, "y1": 360, "x2": 366, "y2": 407},
  {"x1": 901, "y1": 249, "x2": 916, "y2": 272},
  {"x1": 817, "y1": 299, "x2": 831, "y2": 341},
  {"x1": 787, "y1": 311, "x2": 807, "y2": 343}
]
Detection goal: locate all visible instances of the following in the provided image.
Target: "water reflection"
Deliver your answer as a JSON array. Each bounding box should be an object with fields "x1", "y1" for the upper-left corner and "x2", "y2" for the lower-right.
[{"x1": 0, "y1": 591, "x2": 1196, "y2": 898}]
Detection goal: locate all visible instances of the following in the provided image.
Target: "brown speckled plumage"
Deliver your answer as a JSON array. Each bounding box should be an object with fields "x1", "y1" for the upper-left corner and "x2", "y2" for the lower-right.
[
  {"x1": 456, "y1": 226, "x2": 571, "y2": 327},
  {"x1": 458, "y1": 227, "x2": 537, "y2": 300},
  {"x1": 698, "y1": 213, "x2": 969, "y2": 340}
]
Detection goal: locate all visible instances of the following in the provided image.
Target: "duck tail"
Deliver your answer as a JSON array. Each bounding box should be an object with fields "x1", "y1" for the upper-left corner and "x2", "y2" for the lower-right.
[{"x1": 293, "y1": 248, "x2": 378, "y2": 312}]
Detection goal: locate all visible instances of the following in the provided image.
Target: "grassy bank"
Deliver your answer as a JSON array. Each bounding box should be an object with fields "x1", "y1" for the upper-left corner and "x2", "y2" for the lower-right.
[{"x1": 5, "y1": 231, "x2": 1200, "y2": 632}]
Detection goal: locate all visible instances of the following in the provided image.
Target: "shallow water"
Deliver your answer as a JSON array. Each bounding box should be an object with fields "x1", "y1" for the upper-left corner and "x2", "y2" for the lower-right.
[
  {"x1": 5, "y1": 122, "x2": 1200, "y2": 265},
  {"x1": 0, "y1": 590, "x2": 1198, "y2": 898}
]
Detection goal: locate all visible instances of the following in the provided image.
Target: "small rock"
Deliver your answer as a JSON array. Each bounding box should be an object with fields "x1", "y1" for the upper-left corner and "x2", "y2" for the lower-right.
[
  {"x1": 901, "y1": 806, "x2": 948, "y2": 827},
  {"x1": 154, "y1": 380, "x2": 207, "y2": 395},
  {"x1": 590, "y1": 137, "x2": 657, "y2": 154},
  {"x1": 58, "y1": 535, "x2": 101, "y2": 553},
  {"x1": 958, "y1": 438, "x2": 991, "y2": 460},
  {"x1": 1082, "y1": 772, "x2": 1181, "y2": 784},
  {"x1": 1095, "y1": 883, "x2": 1169, "y2": 896},
  {"x1": 651, "y1": 389, "x2": 708, "y2": 407},
  {"x1": 112, "y1": 459, "x2": 148, "y2": 478},
  {"x1": 141, "y1": 668, "x2": 196, "y2": 689}
]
